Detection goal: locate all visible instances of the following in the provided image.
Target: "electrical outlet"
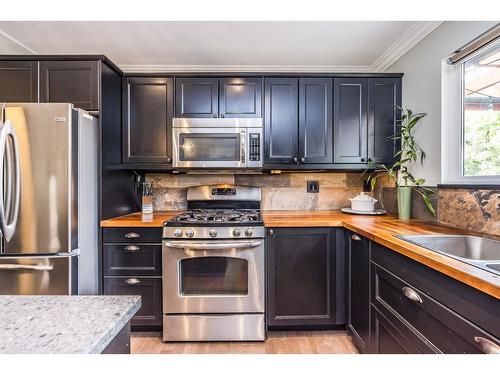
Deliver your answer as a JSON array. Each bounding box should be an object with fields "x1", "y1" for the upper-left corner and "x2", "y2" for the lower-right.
[{"x1": 307, "y1": 181, "x2": 319, "y2": 193}]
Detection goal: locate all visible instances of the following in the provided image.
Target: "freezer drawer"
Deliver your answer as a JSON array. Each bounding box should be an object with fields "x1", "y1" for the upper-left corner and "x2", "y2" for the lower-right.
[{"x1": 0, "y1": 253, "x2": 78, "y2": 295}]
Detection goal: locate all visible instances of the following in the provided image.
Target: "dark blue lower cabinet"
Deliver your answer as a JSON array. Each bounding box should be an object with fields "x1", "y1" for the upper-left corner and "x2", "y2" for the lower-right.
[
  {"x1": 368, "y1": 241, "x2": 500, "y2": 354},
  {"x1": 266, "y1": 227, "x2": 345, "y2": 329}
]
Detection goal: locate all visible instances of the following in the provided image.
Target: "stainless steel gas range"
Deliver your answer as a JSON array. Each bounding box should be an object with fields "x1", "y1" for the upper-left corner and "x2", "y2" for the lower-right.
[{"x1": 162, "y1": 185, "x2": 265, "y2": 341}]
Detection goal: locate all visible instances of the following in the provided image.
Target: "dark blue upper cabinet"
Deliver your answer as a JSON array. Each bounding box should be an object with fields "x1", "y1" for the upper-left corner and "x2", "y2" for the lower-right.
[
  {"x1": 219, "y1": 77, "x2": 262, "y2": 118},
  {"x1": 368, "y1": 78, "x2": 402, "y2": 164},
  {"x1": 333, "y1": 78, "x2": 368, "y2": 164},
  {"x1": 264, "y1": 78, "x2": 299, "y2": 164},
  {"x1": 175, "y1": 77, "x2": 218, "y2": 118},
  {"x1": 299, "y1": 78, "x2": 333, "y2": 164}
]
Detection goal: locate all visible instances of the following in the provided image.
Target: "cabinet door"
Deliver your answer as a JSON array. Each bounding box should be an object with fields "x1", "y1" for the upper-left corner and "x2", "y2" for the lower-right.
[
  {"x1": 264, "y1": 78, "x2": 299, "y2": 164},
  {"x1": 123, "y1": 77, "x2": 173, "y2": 164},
  {"x1": 348, "y1": 232, "x2": 370, "y2": 353},
  {"x1": 104, "y1": 277, "x2": 162, "y2": 327},
  {"x1": 333, "y1": 78, "x2": 368, "y2": 164},
  {"x1": 267, "y1": 227, "x2": 336, "y2": 327},
  {"x1": 0, "y1": 61, "x2": 38, "y2": 102},
  {"x1": 40, "y1": 60, "x2": 99, "y2": 111},
  {"x1": 219, "y1": 77, "x2": 262, "y2": 118},
  {"x1": 175, "y1": 77, "x2": 218, "y2": 118},
  {"x1": 299, "y1": 78, "x2": 333, "y2": 164},
  {"x1": 368, "y1": 78, "x2": 401, "y2": 164}
]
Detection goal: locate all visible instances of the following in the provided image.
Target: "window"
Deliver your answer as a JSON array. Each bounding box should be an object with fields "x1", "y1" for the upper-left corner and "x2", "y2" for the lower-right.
[
  {"x1": 442, "y1": 37, "x2": 500, "y2": 184},
  {"x1": 462, "y1": 43, "x2": 500, "y2": 177}
]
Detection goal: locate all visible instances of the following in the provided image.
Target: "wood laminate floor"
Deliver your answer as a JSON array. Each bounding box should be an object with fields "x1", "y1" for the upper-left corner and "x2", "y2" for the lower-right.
[{"x1": 131, "y1": 330, "x2": 359, "y2": 354}]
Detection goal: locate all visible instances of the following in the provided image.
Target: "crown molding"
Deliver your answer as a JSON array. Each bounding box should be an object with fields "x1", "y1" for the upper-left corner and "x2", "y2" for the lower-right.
[
  {"x1": 120, "y1": 21, "x2": 442, "y2": 74},
  {"x1": 370, "y1": 21, "x2": 442, "y2": 72},
  {"x1": 0, "y1": 21, "x2": 443, "y2": 73},
  {"x1": 0, "y1": 28, "x2": 38, "y2": 54},
  {"x1": 120, "y1": 64, "x2": 374, "y2": 73}
]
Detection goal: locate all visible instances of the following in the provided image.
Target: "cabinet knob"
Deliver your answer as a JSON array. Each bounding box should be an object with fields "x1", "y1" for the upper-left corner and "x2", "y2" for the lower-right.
[
  {"x1": 213, "y1": 114, "x2": 217, "y2": 118},
  {"x1": 402, "y1": 286, "x2": 423, "y2": 303},
  {"x1": 368, "y1": 158, "x2": 373, "y2": 163},
  {"x1": 293, "y1": 157, "x2": 298, "y2": 163},
  {"x1": 125, "y1": 278, "x2": 140, "y2": 285},
  {"x1": 361, "y1": 157, "x2": 366, "y2": 162},
  {"x1": 300, "y1": 157, "x2": 305, "y2": 163},
  {"x1": 474, "y1": 336, "x2": 500, "y2": 354},
  {"x1": 166, "y1": 156, "x2": 172, "y2": 163},
  {"x1": 124, "y1": 232, "x2": 140, "y2": 239},
  {"x1": 220, "y1": 113, "x2": 225, "y2": 118},
  {"x1": 268, "y1": 229, "x2": 274, "y2": 235},
  {"x1": 351, "y1": 234, "x2": 362, "y2": 241}
]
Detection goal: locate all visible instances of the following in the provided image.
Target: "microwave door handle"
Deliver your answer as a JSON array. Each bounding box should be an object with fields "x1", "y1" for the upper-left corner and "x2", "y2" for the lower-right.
[
  {"x1": 241, "y1": 130, "x2": 246, "y2": 164},
  {"x1": 164, "y1": 241, "x2": 262, "y2": 250}
]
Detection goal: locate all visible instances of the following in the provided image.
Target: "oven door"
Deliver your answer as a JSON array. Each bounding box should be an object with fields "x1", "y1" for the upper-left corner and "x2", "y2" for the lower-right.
[
  {"x1": 163, "y1": 239, "x2": 264, "y2": 314},
  {"x1": 172, "y1": 127, "x2": 246, "y2": 168}
]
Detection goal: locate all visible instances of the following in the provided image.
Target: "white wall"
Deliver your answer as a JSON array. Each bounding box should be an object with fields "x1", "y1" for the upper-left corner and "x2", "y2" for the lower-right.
[{"x1": 386, "y1": 21, "x2": 497, "y2": 186}]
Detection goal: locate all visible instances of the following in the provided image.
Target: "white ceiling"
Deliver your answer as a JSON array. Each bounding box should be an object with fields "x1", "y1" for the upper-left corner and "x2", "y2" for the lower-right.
[{"x1": 0, "y1": 21, "x2": 441, "y2": 72}]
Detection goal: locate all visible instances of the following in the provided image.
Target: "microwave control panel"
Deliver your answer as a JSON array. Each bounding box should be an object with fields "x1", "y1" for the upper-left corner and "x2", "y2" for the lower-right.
[{"x1": 249, "y1": 133, "x2": 260, "y2": 161}]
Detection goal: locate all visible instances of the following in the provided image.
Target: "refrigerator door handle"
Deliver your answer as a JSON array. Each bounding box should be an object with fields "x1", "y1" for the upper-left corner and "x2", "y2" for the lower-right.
[
  {"x1": 0, "y1": 120, "x2": 21, "y2": 242},
  {"x1": 0, "y1": 264, "x2": 54, "y2": 271}
]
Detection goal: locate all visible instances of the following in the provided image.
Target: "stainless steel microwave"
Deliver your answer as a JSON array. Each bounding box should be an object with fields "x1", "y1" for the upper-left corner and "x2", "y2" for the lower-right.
[{"x1": 172, "y1": 118, "x2": 263, "y2": 169}]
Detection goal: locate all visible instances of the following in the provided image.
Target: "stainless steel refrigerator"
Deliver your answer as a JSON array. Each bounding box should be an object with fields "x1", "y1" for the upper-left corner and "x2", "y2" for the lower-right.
[{"x1": 0, "y1": 103, "x2": 98, "y2": 295}]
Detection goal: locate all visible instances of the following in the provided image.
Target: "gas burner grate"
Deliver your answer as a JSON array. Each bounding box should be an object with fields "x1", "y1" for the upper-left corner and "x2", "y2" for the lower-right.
[{"x1": 170, "y1": 209, "x2": 261, "y2": 224}]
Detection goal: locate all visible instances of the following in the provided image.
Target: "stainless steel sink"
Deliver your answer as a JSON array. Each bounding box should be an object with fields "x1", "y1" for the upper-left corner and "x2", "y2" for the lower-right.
[{"x1": 396, "y1": 235, "x2": 500, "y2": 275}]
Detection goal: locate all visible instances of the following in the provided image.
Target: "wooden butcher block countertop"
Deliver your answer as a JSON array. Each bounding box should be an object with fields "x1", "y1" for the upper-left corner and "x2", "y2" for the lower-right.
[
  {"x1": 101, "y1": 210, "x2": 500, "y2": 299},
  {"x1": 100, "y1": 211, "x2": 181, "y2": 227}
]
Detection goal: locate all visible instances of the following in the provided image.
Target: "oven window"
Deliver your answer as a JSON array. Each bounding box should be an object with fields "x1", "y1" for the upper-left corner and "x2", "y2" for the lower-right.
[
  {"x1": 180, "y1": 256, "x2": 248, "y2": 295},
  {"x1": 179, "y1": 133, "x2": 241, "y2": 161}
]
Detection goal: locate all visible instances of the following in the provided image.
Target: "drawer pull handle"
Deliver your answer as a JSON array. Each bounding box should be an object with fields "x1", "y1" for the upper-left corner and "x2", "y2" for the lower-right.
[
  {"x1": 474, "y1": 336, "x2": 500, "y2": 354},
  {"x1": 125, "y1": 278, "x2": 140, "y2": 285},
  {"x1": 351, "y1": 234, "x2": 362, "y2": 241},
  {"x1": 402, "y1": 286, "x2": 422, "y2": 303},
  {"x1": 124, "y1": 232, "x2": 140, "y2": 239},
  {"x1": 124, "y1": 245, "x2": 140, "y2": 252}
]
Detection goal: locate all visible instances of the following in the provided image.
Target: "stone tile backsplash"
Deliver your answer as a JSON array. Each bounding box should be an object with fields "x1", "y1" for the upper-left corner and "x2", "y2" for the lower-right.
[
  {"x1": 378, "y1": 186, "x2": 500, "y2": 236},
  {"x1": 146, "y1": 172, "x2": 370, "y2": 211},
  {"x1": 438, "y1": 189, "x2": 500, "y2": 236},
  {"x1": 146, "y1": 172, "x2": 499, "y2": 236}
]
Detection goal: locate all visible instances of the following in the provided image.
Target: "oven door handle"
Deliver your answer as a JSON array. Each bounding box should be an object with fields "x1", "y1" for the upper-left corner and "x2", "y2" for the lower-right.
[{"x1": 164, "y1": 240, "x2": 262, "y2": 250}]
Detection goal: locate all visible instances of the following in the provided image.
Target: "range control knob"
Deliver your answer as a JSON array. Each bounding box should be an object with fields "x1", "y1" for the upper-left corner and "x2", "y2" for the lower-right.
[
  {"x1": 232, "y1": 228, "x2": 241, "y2": 237},
  {"x1": 209, "y1": 229, "x2": 218, "y2": 238},
  {"x1": 185, "y1": 228, "x2": 194, "y2": 238},
  {"x1": 173, "y1": 229, "x2": 182, "y2": 238},
  {"x1": 245, "y1": 227, "x2": 253, "y2": 237}
]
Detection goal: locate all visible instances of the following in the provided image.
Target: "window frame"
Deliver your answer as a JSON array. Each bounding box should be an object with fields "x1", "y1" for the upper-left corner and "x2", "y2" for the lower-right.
[{"x1": 441, "y1": 38, "x2": 500, "y2": 185}]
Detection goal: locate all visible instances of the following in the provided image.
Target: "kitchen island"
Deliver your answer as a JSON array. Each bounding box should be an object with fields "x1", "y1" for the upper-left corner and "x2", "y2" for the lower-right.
[{"x1": 0, "y1": 295, "x2": 140, "y2": 354}]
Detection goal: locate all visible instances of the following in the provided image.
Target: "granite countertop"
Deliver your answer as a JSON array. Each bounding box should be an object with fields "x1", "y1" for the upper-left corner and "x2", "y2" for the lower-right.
[
  {"x1": 0, "y1": 295, "x2": 140, "y2": 354},
  {"x1": 100, "y1": 210, "x2": 500, "y2": 299}
]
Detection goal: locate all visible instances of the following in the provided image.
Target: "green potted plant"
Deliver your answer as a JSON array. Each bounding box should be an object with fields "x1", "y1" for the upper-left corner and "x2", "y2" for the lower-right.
[{"x1": 366, "y1": 106, "x2": 435, "y2": 220}]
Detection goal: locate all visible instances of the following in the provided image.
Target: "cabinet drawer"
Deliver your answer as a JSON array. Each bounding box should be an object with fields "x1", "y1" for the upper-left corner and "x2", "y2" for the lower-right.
[
  {"x1": 104, "y1": 277, "x2": 162, "y2": 327},
  {"x1": 371, "y1": 242, "x2": 500, "y2": 338},
  {"x1": 102, "y1": 227, "x2": 162, "y2": 243},
  {"x1": 103, "y1": 244, "x2": 161, "y2": 276},
  {"x1": 372, "y1": 263, "x2": 500, "y2": 354},
  {"x1": 370, "y1": 305, "x2": 436, "y2": 354}
]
